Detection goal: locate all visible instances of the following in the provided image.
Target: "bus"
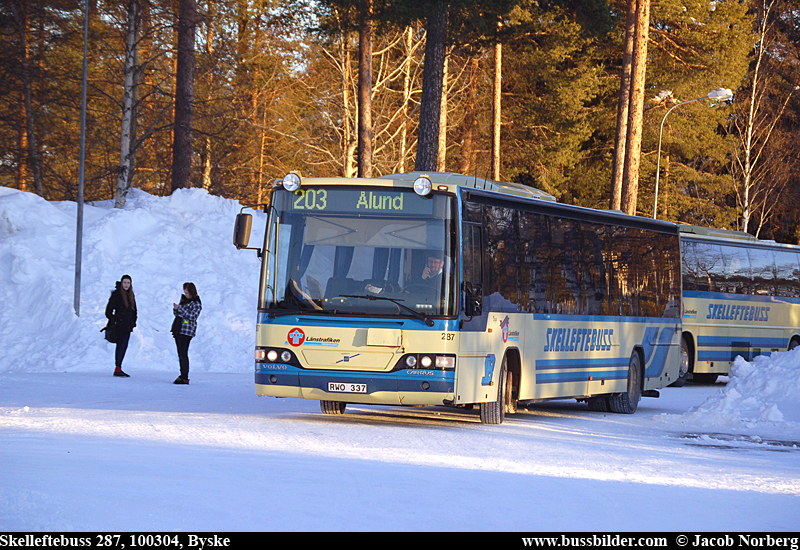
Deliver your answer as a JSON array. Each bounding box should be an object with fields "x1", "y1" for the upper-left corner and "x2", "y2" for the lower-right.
[
  {"x1": 678, "y1": 225, "x2": 800, "y2": 385},
  {"x1": 233, "y1": 171, "x2": 682, "y2": 424}
]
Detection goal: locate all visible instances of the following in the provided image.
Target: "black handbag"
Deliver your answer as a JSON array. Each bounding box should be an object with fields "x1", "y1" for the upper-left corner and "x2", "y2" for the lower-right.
[
  {"x1": 102, "y1": 322, "x2": 118, "y2": 343},
  {"x1": 170, "y1": 315, "x2": 182, "y2": 335}
]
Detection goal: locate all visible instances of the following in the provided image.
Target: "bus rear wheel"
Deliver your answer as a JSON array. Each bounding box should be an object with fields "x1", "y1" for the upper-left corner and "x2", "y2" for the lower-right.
[
  {"x1": 320, "y1": 400, "x2": 347, "y2": 415},
  {"x1": 608, "y1": 351, "x2": 641, "y2": 414}
]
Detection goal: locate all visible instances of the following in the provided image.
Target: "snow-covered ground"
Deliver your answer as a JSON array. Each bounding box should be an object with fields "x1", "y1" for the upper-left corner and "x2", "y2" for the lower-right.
[{"x1": 1, "y1": 186, "x2": 799, "y2": 532}]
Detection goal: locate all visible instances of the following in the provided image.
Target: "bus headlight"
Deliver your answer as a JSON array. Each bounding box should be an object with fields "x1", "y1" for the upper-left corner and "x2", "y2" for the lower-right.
[
  {"x1": 267, "y1": 350, "x2": 278, "y2": 362},
  {"x1": 281, "y1": 350, "x2": 292, "y2": 363},
  {"x1": 435, "y1": 356, "x2": 455, "y2": 369},
  {"x1": 405, "y1": 356, "x2": 417, "y2": 367},
  {"x1": 283, "y1": 172, "x2": 301, "y2": 192},
  {"x1": 413, "y1": 176, "x2": 432, "y2": 196},
  {"x1": 255, "y1": 349, "x2": 266, "y2": 361},
  {"x1": 420, "y1": 355, "x2": 433, "y2": 368}
]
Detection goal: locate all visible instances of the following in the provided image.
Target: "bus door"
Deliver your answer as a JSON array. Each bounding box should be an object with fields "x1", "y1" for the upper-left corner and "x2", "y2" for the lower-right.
[{"x1": 456, "y1": 216, "x2": 499, "y2": 405}]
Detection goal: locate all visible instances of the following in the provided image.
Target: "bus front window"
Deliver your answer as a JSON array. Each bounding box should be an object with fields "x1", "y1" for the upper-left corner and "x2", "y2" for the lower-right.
[{"x1": 261, "y1": 187, "x2": 457, "y2": 320}]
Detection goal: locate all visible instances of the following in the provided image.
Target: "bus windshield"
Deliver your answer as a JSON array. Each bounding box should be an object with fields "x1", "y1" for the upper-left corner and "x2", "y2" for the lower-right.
[{"x1": 261, "y1": 187, "x2": 458, "y2": 319}]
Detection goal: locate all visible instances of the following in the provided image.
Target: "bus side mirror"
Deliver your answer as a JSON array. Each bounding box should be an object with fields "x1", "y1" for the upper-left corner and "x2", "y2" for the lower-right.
[
  {"x1": 463, "y1": 282, "x2": 483, "y2": 317},
  {"x1": 233, "y1": 213, "x2": 252, "y2": 249}
]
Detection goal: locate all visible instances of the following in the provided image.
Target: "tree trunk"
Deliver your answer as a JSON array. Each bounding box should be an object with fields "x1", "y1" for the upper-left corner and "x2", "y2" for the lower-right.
[
  {"x1": 357, "y1": 13, "x2": 373, "y2": 178},
  {"x1": 611, "y1": 0, "x2": 637, "y2": 210},
  {"x1": 202, "y1": 0, "x2": 215, "y2": 194},
  {"x1": 170, "y1": 0, "x2": 196, "y2": 192},
  {"x1": 115, "y1": 0, "x2": 139, "y2": 208},
  {"x1": 17, "y1": 92, "x2": 29, "y2": 192},
  {"x1": 399, "y1": 26, "x2": 413, "y2": 173},
  {"x1": 456, "y1": 56, "x2": 480, "y2": 176},
  {"x1": 491, "y1": 39, "x2": 502, "y2": 181},
  {"x1": 341, "y1": 34, "x2": 356, "y2": 178},
  {"x1": 437, "y1": 51, "x2": 449, "y2": 172},
  {"x1": 620, "y1": 0, "x2": 650, "y2": 216},
  {"x1": 12, "y1": 0, "x2": 43, "y2": 196},
  {"x1": 414, "y1": 1, "x2": 448, "y2": 172}
]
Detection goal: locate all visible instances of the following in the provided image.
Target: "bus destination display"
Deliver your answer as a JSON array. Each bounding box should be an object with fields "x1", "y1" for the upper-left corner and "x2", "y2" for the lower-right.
[{"x1": 287, "y1": 187, "x2": 435, "y2": 216}]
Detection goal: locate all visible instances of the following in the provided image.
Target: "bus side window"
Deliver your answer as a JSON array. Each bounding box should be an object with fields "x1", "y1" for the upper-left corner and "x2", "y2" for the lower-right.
[
  {"x1": 725, "y1": 245, "x2": 750, "y2": 294},
  {"x1": 774, "y1": 250, "x2": 800, "y2": 297},
  {"x1": 483, "y1": 206, "x2": 520, "y2": 312},
  {"x1": 693, "y1": 242, "x2": 726, "y2": 292},
  {"x1": 747, "y1": 247, "x2": 776, "y2": 296}
]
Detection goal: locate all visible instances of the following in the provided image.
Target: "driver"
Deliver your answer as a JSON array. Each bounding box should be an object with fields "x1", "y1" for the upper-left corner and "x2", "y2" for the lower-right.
[
  {"x1": 421, "y1": 253, "x2": 444, "y2": 282},
  {"x1": 411, "y1": 252, "x2": 444, "y2": 289}
]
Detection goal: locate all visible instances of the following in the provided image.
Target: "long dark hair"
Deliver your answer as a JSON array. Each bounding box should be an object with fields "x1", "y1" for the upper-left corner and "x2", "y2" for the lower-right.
[
  {"x1": 119, "y1": 275, "x2": 136, "y2": 310},
  {"x1": 183, "y1": 282, "x2": 199, "y2": 301}
]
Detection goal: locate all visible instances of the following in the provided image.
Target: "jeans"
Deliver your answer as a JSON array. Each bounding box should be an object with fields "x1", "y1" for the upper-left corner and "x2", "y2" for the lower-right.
[
  {"x1": 115, "y1": 330, "x2": 131, "y2": 367},
  {"x1": 175, "y1": 336, "x2": 192, "y2": 379}
]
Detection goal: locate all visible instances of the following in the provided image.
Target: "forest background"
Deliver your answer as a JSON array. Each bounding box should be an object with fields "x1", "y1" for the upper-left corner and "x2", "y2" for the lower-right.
[{"x1": 2, "y1": 0, "x2": 799, "y2": 243}]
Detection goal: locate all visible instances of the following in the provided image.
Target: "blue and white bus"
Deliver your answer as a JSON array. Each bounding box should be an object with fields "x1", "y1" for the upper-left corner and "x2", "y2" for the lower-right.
[
  {"x1": 234, "y1": 172, "x2": 682, "y2": 423},
  {"x1": 678, "y1": 225, "x2": 800, "y2": 384}
]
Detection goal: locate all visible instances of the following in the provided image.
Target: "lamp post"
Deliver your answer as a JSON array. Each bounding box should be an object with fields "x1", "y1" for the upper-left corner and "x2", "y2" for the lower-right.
[
  {"x1": 652, "y1": 88, "x2": 733, "y2": 219},
  {"x1": 74, "y1": 0, "x2": 89, "y2": 316}
]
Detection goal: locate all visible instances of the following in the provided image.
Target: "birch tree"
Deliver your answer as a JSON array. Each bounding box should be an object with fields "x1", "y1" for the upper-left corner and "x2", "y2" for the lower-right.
[
  {"x1": 730, "y1": 0, "x2": 798, "y2": 235},
  {"x1": 115, "y1": 0, "x2": 140, "y2": 208}
]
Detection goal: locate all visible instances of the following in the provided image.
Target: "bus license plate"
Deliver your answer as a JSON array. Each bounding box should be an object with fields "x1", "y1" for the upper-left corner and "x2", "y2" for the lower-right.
[{"x1": 328, "y1": 382, "x2": 367, "y2": 393}]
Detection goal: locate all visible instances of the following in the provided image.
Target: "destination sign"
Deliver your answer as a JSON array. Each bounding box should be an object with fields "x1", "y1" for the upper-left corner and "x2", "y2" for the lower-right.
[{"x1": 283, "y1": 187, "x2": 436, "y2": 216}]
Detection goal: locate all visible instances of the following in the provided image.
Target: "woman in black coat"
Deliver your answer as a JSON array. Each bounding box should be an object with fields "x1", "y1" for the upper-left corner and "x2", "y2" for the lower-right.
[{"x1": 105, "y1": 274, "x2": 137, "y2": 377}]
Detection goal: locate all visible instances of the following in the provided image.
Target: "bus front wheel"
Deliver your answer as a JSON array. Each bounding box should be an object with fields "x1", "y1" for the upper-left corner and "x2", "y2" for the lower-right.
[
  {"x1": 480, "y1": 362, "x2": 507, "y2": 424},
  {"x1": 320, "y1": 400, "x2": 347, "y2": 415},
  {"x1": 671, "y1": 336, "x2": 690, "y2": 387},
  {"x1": 608, "y1": 352, "x2": 641, "y2": 414}
]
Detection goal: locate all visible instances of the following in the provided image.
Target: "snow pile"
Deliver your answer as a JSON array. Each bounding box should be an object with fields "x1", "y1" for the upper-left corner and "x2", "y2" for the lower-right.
[
  {"x1": 0, "y1": 186, "x2": 265, "y2": 374},
  {"x1": 656, "y1": 348, "x2": 800, "y2": 433}
]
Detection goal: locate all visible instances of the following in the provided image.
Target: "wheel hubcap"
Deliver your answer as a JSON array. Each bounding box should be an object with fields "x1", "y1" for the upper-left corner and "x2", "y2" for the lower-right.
[{"x1": 679, "y1": 347, "x2": 689, "y2": 377}]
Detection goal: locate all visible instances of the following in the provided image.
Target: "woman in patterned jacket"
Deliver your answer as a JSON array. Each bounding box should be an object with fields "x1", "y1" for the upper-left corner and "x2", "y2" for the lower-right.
[{"x1": 171, "y1": 282, "x2": 202, "y2": 385}]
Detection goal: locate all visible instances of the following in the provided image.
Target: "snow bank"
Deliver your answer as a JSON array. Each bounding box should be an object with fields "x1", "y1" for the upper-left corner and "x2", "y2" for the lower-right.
[
  {"x1": 656, "y1": 348, "x2": 800, "y2": 434},
  {"x1": 0, "y1": 186, "x2": 265, "y2": 374}
]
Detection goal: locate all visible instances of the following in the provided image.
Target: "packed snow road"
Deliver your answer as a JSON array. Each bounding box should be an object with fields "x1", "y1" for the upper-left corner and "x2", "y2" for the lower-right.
[{"x1": 1, "y1": 372, "x2": 798, "y2": 532}]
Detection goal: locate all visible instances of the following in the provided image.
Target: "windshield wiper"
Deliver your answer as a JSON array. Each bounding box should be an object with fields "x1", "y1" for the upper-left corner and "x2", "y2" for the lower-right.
[
  {"x1": 266, "y1": 305, "x2": 346, "y2": 318},
  {"x1": 340, "y1": 294, "x2": 434, "y2": 327}
]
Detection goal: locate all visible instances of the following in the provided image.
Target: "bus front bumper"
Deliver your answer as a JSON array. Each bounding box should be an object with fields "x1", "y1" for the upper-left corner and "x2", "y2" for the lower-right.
[{"x1": 255, "y1": 363, "x2": 455, "y2": 406}]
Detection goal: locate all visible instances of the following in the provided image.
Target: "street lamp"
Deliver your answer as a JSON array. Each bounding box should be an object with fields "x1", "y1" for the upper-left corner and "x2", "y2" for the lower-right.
[{"x1": 652, "y1": 88, "x2": 733, "y2": 219}]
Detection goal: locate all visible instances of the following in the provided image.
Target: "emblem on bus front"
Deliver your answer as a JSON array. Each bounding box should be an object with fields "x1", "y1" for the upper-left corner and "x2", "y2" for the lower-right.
[{"x1": 287, "y1": 328, "x2": 306, "y2": 346}]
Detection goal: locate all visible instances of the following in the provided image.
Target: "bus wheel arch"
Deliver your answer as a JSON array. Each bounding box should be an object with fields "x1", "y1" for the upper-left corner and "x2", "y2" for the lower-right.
[
  {"x1": 608, "y1": 348, "x2": 643, "y2": 414},
  {"x1": 789, "y1": 336, "x2": 800, "y2": 351},
  {"x1": 503, "y1": 349, "x2": 520, "y2": 415}
]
